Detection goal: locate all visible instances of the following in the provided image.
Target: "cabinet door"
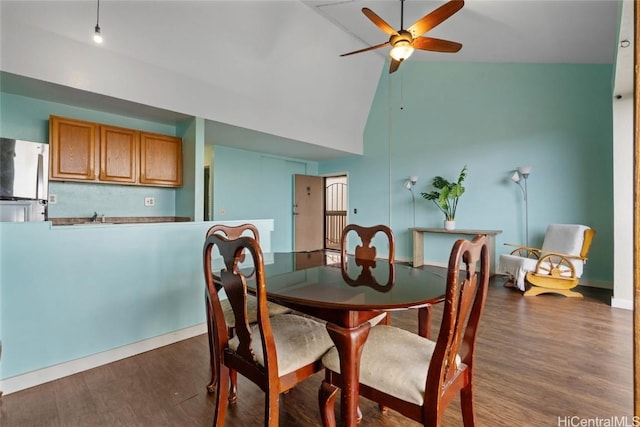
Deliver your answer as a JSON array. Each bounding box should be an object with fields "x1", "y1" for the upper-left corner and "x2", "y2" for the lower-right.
[
  {"x1": 49, "y1": 116, "x2": 98, "y2": 181},
  {"x1": 99, "y1": 125, "x2": 139, "y2": 184},
  {"x1": 140, "y1": 133, "x2": 182, "y2": 187}
]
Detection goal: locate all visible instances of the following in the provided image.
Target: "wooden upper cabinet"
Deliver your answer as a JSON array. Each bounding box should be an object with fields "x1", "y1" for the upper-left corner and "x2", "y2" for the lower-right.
[
  {"x1": 140, "y1": 132, "x2": 183, "y2": 187},
  {"x1": 99, "y1": 125, "x2": 139, "y2": 184},
  {"x1": 49, "y1": 116, "x2": 98, "y2": 181},
  {"x1": 49, "y1": 116, "x2": 182, "y2": 187}
]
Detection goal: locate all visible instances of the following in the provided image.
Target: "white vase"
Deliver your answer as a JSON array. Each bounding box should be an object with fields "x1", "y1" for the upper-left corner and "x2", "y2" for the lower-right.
[{"x1": 444, "y1": 220, "x2": 456, "y2": 230}]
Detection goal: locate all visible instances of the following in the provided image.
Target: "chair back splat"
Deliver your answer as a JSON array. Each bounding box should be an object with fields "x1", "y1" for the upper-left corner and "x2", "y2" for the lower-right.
[
  {"x1": 319, "y1": 235, "x2": 490, "y2": 427},
  {"x1": 341, "y1": 223, "x2": 395, "y2": 263}
]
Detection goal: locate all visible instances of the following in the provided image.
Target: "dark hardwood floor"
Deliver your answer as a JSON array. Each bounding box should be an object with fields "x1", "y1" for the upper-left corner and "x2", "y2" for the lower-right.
[{"x1": 0, "y1": 273, "x2": 633, "y2": 426}]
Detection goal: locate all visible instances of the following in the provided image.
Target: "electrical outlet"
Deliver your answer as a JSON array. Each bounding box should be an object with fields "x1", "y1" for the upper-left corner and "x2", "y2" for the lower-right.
[
  {"x1": 48, "y1": 194, "x2": 57, "y2": 204},
  {"x1": 144, "y1": 197, "x2": 155, "y2": 207},
  {"x1": 219, "y1": 208, "x2": 225, "y2": 215}
]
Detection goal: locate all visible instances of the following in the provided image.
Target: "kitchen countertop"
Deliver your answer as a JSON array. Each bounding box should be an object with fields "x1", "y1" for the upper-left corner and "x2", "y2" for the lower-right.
[{"x1": 51, "y1": 216, "x2": 191, "y2": 226}]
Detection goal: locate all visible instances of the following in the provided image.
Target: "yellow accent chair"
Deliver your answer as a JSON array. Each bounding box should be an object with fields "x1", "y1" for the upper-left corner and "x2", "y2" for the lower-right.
[{"x1": 498, "y1": 224, "x2": 595, "y2": 297}]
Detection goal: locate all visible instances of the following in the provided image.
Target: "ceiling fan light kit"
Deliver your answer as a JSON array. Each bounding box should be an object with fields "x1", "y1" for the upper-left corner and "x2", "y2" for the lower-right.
[
  {"x1": 390, "y1": 40, "x2": 414, "y2": 61},
  {"x1": 340, "y1": 0, "x2": 464, "y2": 73},
  {"x1": 389, "y1": 31, "x2": 415, "y2": 61}
]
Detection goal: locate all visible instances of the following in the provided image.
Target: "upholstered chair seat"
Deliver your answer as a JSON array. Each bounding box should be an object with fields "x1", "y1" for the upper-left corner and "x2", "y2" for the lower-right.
[
  {"x1": 367, "y1": 312, "x2": 388, "y2": 327},
  {"x1": 220, "y1": 297, "x2": 292, "y2": 328},
  {"x1": 229, "y1": 314, "x2": 333, "y2": 376},
  {"x1": 322, "y1": 325, "x2": 460, "y2": 406}
]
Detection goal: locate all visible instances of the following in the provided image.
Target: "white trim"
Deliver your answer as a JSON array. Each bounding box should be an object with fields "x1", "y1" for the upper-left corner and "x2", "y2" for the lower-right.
[
  {"x1": 0, "y1": 323, "x2": 208, "y2": 396},
  {"x1": 611, "y1": 298, "x2": 633, "y2": 311},
  {"x1": 420, "y1": 261, "x2": 449, "y2": 269}
]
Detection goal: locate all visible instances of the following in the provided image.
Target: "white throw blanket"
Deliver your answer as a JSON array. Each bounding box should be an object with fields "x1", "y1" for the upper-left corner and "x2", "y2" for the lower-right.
[{"x1": 498, "y1": 254, "x2": 539, "y2": 291}]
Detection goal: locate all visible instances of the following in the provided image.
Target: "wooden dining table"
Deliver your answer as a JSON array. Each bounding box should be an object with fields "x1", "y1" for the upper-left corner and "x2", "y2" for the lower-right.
[{"x1": 244, "y1": 250, "x2": 447, "y2": 427}]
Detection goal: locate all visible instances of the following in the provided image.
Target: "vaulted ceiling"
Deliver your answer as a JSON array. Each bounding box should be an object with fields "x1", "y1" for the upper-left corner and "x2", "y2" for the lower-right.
[
  {"x1": 304, "y1": 0, "x2": 620, "y2": 64},
  {"x1": 0, "y1": 1, "x2": 631, "y2": 161}
]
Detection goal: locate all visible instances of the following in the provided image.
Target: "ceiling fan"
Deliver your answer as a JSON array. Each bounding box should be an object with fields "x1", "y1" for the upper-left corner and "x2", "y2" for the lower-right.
[{"x1": 341, "y1": 0, "x2": 464, "y2": 73}]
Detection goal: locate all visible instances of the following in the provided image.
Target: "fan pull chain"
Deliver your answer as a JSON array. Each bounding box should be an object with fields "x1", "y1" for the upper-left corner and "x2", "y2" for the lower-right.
[{"x1": 400, "y1": 72, "x2": 405, "y2": 111}]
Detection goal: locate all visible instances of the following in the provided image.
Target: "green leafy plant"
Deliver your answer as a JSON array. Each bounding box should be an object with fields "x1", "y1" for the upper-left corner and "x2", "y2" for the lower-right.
[{"x1": 421, "y1": 165, "x2": 468, "y2": 221}]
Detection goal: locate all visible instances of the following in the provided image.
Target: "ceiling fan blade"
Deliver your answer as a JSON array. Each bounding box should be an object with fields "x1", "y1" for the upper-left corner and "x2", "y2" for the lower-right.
[
  {"x1": 389, "y1": 58, "x2": 402, "y2": 74},
  {"x1": 362, "y1": 7, "x2": 398, "y2": 36},
  {"x1": 407, "y1": 0, "x2": 464, "y2": 38},
  {"x1": 340, "y1": 41, "x2": 390, "y2": 57},
  {"x1": 413, "y1": 37, "x2": 462, "y2": 53}
]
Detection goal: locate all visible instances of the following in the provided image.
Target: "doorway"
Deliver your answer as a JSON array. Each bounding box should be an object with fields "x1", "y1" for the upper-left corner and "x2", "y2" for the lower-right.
[
  {"x1": 292, "y1": 174, "x2": 348, "y2": 252},
  {"x1": 324, "y1": 175, "x2": 347, "y2": 250}
]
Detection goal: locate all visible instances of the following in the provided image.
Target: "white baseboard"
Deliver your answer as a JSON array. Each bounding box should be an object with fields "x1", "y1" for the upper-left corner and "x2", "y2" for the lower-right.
[
  {"x1": 611, "y1": 298, "x2": 633, "y2": 310},
  {"x1": 421, "y1": 261, "x2": 449, "y2": 269},
  {"x1": 0, "y1": 323, "x2": 208, "y2": 396}
]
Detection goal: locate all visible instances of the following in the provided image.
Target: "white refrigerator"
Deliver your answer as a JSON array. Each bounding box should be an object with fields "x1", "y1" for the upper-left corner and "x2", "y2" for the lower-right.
[{"x1": 0, "y1": 138, "x2": 49, "y2": 222}]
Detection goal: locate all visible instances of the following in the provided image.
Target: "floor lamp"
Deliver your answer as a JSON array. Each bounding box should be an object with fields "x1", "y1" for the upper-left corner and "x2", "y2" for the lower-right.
[
  {"x1": 510, "y1": 166, "x2": 531, "y2": 247},
  {"x1": 404, "y1": 175, "x2": 418, "y2": 228},
  {"x1": 405, "y1": 176, "x2": 418, "y2": 267}
]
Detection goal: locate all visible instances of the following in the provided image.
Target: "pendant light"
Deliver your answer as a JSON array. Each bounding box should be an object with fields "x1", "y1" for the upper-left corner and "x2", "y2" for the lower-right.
[{"x1": 93, "y1": 0, "x2": 103, "y2": 44}]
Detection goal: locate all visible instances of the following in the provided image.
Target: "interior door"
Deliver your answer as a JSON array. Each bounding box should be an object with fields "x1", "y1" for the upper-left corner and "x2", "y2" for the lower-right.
[{"x1": 294, "y1": 174, "x2": 324, "y2": 251}]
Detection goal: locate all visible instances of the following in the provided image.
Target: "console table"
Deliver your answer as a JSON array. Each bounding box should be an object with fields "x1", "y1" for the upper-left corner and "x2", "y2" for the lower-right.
[{"x1": 411, "y1": 228, "x2": 502, "y2": 275}]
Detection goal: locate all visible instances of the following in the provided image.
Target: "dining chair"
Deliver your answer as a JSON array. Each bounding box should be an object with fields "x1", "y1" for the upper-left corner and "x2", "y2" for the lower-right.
[
  {"x1": 340, "y1": 224, "x2": 395, "y2": 327},
  {"x1": 341, "y1": 223, "x2": 435, "y2": 339},
  {"x1": 319, "y1": 235, "x2": 490, "y2": 427},
  {"x1": 204, "y1": 223, "x2": 291, "y2": 398},
  {"x1": 204, "y1": 233, "x2": 334, "y2": 426},
  {"x1": 340, "y1": 223, "x2": 395, "y2": 263}
]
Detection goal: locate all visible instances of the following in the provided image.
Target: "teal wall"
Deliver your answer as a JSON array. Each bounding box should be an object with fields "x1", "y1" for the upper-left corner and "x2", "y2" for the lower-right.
[
  {"x1": 0, "y1": 92, "x2": 186, "y2": 218},
  {"x1": 211, "y1": 145, "x2": 318, "y2": 252},
  {"x1": 0, "y1": 218, "x2": 274, "y2": 382},
  {"x1": 320, "y1": 62, "x2": 614, "y2": 283},
  {"x1": 176, "y1": 117, "x2": 204, "y2": 221},
  {"x1": 0, "y1": 221, "x2": 208, "y2": 378},
  {"x1": 0, "y1": 60, "x2": 615, "y2": 385}
]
